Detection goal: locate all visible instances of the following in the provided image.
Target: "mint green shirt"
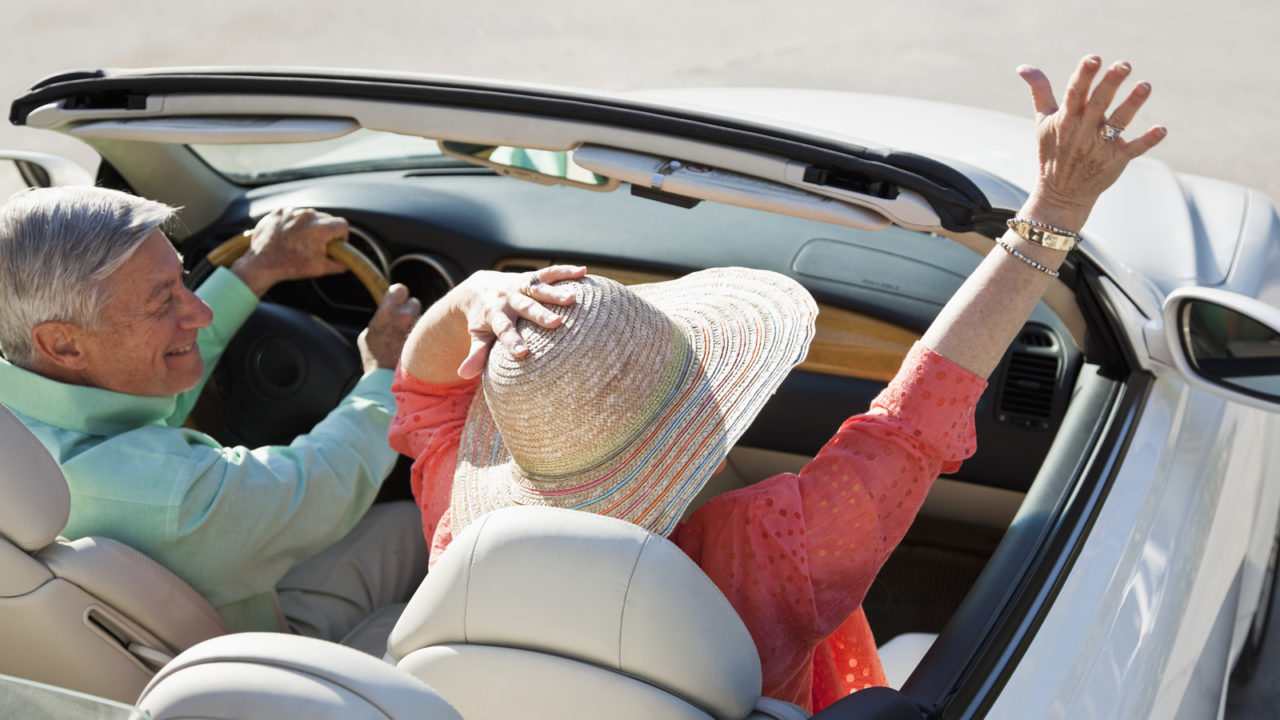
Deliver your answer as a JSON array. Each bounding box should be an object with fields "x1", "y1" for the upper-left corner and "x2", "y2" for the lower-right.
[{"x1": 0, "y1": 268, "x2": 397, "y2": 633}]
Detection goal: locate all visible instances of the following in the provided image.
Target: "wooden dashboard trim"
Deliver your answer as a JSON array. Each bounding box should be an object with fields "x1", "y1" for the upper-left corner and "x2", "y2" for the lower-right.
[{"x1": 496, "y1": 258, "x2": 916, "y2": 382}]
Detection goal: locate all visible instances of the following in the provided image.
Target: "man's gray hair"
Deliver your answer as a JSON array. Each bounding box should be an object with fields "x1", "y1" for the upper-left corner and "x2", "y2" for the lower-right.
[{"x1": 0, "y1": 186, "x2": 176, "y2": 367}]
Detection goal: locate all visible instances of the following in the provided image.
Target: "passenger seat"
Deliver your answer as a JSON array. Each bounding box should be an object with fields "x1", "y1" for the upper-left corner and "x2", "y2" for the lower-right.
[{"x1": 388, "y1": 505, "x2": 810, "y2": 719}]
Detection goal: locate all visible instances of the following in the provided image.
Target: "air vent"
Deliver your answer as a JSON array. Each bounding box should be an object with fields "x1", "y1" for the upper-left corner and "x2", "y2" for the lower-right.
[
  {"x1": 997, "y1": 327, "x2": 1061, "y2": 430},
  {"x1": 1017, "y1": 329, "x2": 1055, "y2": 348}
]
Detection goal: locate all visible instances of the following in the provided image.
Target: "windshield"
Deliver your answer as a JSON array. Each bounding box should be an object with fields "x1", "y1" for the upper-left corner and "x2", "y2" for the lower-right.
[{"x1": 189, "y1": 128, "x2": 463, "y2": 185}]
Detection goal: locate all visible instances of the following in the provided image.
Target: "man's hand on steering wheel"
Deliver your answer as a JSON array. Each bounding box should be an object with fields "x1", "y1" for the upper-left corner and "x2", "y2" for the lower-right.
[
  {"x1": 360, "y1": 284, "x2": 423, "y2": 373},
  {"x1": 229, "y1": 207, "x2": 349, "y2": 297}
]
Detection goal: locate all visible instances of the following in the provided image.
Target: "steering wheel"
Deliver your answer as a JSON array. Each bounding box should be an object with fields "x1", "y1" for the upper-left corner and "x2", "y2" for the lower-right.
[
  {"x1": 185, "y1": 231, "x2": 390, "y2": 447},
  {"x1": 204, "y1": 230, "x2": 390, "y2": 301}
]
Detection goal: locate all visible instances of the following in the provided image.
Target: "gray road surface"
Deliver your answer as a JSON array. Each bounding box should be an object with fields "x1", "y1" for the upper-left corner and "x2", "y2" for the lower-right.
[{"x1": 3, "y1": 1, "x2": 1278, "y2": 716}]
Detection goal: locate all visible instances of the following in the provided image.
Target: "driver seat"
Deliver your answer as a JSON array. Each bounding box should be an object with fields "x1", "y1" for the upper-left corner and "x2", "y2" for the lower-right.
[{"x1": 0, "y1": 402, "x2": 228, "y2": 703}]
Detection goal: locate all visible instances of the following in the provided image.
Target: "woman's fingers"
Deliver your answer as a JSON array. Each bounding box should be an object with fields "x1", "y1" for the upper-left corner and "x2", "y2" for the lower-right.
[
  {"x1": 454, "y1": 265, "x2": 587, "y2": 378},
  {"x1": 528, "y1": 265, "x2": 585, "y2": 306},
  {"x1": 1017, "y1": 65, "x2": 1058, "y2": 119},
  {"x1": 510, "y1": 290, "x2": 566, "y2": 329},
  {"x1": 535, "y1": 264, "x2": 587, "y2": 286},
  {"x1": 1062, "y1": 55, "x2": 1103, "y2": 117},
  {"x1": 1122, "y1": 125, "x2": 1170, "y2": 159},
  {"x1": 1085, "y1": 61, "x2": 1132, "y2": 124},
  {"x1": 525, "y1": 268, "x2": 581, "y2": 307},
  {"x1": 487, "y1": 307, "x2": 525, "y2": 356},
  {"x1": 457, "y1": 335, "x2": 493, "y2": 379},
  {"x1": 1105, "y1": 81, "x2": 1153, "y2": 133},
  {"x1": 1084, "y1": 63, "x2": 1167, "y2": 158}
]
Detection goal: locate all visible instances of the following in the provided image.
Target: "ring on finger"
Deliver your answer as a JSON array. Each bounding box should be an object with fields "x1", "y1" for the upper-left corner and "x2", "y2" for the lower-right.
[
  {"x1": 522, "y1": 276, "x2": 543, "y2": 297},
  {"x1": 1100, "y1": 123, "x2": 1124, "y2": 143}
]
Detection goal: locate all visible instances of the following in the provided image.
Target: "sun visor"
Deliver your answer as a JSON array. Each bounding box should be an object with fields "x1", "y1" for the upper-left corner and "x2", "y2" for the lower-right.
[
  {"x1": 574, "y1": 145, "x2": 891, "y2": 231},
  {"x1": 68, "y1": 116, "x2": 359, "y2": 144}
]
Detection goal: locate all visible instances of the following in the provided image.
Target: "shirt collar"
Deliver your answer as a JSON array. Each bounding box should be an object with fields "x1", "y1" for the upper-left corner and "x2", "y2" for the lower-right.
[{"x1": 0, "y1": 358, "x2": 176, "y2": 435}]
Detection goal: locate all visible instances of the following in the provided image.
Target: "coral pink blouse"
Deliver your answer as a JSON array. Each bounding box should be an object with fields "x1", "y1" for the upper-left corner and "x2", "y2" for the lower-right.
[{"x1": 389, "y1": 342, "x2": 985, "y2": 712}]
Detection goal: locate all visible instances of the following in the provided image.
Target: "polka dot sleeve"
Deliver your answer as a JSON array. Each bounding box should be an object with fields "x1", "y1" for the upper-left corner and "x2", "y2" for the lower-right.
[
  {"x1": 673, "y1": 342, "x2": 985, "y2": 708},
  {"x1": 388, "y1": 364, "x2": 480, "y2": 546},
  {"x1": 801, "y1": 342, "x2": 986, "y2": 629}
]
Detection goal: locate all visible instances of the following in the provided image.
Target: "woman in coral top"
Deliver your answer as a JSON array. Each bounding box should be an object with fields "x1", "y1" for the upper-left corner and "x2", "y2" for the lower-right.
[{"x1": 388, "y1": 56, "x2": 1165, "y2": 712}]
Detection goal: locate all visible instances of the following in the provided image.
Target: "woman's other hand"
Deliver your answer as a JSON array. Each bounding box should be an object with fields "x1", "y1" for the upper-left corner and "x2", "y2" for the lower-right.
[
  {"x1": 400, "y1": 264, "x2": 586, "y2": 384},
  {"x1": 453, "y1": 265, "x2": 584, "y2": 379}
]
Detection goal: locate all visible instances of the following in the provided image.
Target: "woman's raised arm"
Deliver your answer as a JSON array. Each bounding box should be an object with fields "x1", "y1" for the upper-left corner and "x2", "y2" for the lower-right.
[{"x1": 921, "y1": 56, "x2": 1168, "y2": 378}]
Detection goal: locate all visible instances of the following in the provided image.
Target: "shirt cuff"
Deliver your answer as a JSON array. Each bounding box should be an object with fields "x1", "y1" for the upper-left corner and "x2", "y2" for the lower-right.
[
  {"x1": 870, "y1": 342, "x2": 987, "y2": 468},
  {"x1": 196, "y1": 266, "x2": 260, "y2": 340},
  {"x1": 348, "y1": 367, "x2": 395, "y2": 409}
]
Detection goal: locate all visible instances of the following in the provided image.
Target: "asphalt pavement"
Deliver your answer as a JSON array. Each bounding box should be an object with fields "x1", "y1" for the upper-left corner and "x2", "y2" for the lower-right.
[{"x1": 2, "y1": 2, "x2": 1278, "y2": 716}]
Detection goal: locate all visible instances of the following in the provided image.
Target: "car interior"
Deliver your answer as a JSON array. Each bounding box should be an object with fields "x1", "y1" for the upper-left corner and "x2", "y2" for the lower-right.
[
  {"x1": 0, "y1": 71, "x2": 1151, "y2": 715},
  {"x1": 0, "y1": 400, "x2": 804, "y2": 720}
]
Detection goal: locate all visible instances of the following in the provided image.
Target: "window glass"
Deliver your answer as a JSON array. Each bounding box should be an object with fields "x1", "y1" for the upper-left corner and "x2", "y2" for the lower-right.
[{"x1": 189, "y1": 128, "x2": 459, "y2": 184}]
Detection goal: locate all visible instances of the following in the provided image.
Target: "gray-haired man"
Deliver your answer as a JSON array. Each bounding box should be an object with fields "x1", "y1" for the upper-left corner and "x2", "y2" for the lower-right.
[{"x1": 0, "y1": 186, "x2": 426, "y2": 642}]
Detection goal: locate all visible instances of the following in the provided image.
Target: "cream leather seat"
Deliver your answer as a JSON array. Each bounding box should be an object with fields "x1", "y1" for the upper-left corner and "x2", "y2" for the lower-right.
[
  {"x1": 0, "y1": 402, "x2": 227, "y2": 703},
  {"x1": 876, "y1": 632, "x2": 937, "y2": 690},
  {"x1": 388, "y1": 505, "x2": 809, "y2": 720},
  {"x1": 136, "y1": 632, "x2": 461, "y2": 720}
]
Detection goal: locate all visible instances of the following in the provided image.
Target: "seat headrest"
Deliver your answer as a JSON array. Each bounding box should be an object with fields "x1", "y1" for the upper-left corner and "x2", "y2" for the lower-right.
[
  {"x1": 138, "y1": 633, "x2": 462, "y2": 720},
  {"x1": 389, "y1": 506, "x2": 762, "y2": 718},
  {"x1": 0, "y1": 403, "x2": 70, "y2": 551}
]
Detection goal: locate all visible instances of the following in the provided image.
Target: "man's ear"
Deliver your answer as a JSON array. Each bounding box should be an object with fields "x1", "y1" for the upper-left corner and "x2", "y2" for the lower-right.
[{"x1": 30, "y1": 321, "x2": 91, "y2": 370}]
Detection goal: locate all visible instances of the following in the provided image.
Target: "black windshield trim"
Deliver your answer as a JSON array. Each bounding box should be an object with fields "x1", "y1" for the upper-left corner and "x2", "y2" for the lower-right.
[{"x1": 11, "y1": 69, "x2": 999, "y2": 233}]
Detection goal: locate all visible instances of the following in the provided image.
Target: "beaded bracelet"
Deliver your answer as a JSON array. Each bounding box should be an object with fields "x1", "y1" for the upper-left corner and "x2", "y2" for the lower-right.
[{"x1": 996, "y1": 239, "x2": 1060, "y2": 278}]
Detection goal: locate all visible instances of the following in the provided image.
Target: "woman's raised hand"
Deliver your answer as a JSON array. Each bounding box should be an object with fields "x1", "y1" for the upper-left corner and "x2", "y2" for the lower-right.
[{"x1": 1017, "y1": 56, "x2": 1168, "y2": 232}]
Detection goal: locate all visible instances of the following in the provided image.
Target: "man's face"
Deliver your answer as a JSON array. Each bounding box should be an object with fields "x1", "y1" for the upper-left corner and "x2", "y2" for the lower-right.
[{"x1": 75, "y1": 229, "x2": 214, "y2": 396}]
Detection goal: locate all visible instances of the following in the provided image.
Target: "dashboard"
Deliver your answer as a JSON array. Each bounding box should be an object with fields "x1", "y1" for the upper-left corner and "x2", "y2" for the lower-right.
[{"x1": 181, "y1": 167, "x2": 1083, "y2": 493}]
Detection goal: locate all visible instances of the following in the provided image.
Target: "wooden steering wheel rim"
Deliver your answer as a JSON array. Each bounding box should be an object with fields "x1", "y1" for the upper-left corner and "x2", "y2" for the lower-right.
[{"x1": 207, "y1": 230, "x2": 389, "y2": 302}]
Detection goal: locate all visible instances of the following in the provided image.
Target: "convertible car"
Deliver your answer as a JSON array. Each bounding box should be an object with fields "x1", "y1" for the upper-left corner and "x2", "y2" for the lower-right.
[{"x1": 2, "y1": 67, "x2": 1279, "y2": 719}]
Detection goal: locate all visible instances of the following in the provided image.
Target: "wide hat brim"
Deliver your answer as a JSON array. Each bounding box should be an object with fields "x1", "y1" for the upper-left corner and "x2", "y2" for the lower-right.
[{"x1": 452, "y1": 267, "x2": 818, "y2": 537}]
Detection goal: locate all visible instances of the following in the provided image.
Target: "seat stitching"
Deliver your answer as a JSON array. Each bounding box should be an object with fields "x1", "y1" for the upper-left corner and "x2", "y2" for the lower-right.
[
  {"x1": 462, "y1": 512, "x2": 492, "y2": 643},
  {"x1": 616, "y1": 533, "x2": 650, "y2": 670}
]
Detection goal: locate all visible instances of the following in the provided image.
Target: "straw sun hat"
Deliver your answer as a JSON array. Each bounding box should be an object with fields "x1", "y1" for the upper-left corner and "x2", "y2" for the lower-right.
[{"x1": 452, "y1": 267, "x2": 818, "y2": 537}]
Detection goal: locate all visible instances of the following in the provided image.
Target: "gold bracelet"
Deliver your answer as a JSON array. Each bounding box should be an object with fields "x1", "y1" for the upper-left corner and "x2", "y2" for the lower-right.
[
  {"x1": 996, "y1": 239, "x2": 1060, "y2": 278},
  {"x1": 1006, "y1": 217, "x2": 1079, "y2": 252}
]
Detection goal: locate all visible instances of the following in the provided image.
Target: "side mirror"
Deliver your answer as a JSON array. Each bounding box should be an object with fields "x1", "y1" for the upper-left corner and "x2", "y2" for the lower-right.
[
  {"x1": 0, "y1": 151, "x2": 94, "y2": 190},
  {"x1": 1146, "y1": 287, "x2": 1280, "y2": 411}
]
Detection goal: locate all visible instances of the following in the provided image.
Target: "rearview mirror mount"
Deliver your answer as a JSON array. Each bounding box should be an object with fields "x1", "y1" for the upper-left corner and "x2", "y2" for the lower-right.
[{"x1": 438, "y1": 141, "x2": 618, "y2": 192}]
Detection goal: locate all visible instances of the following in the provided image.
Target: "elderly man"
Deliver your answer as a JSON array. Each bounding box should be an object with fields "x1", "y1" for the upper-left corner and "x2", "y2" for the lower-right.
[{"x1": 0, "y1": 185, "x2": 425, "y2": 643}]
